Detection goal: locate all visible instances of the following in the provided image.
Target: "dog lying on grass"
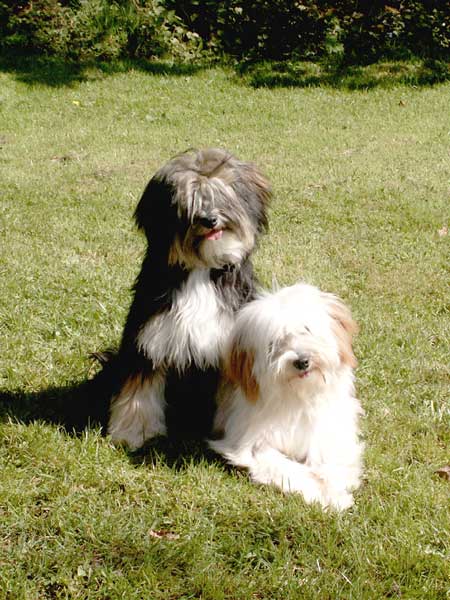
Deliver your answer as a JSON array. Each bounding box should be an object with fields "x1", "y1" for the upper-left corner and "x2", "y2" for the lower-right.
[{"x1": 210, "y1": 282, "x2": 363, "y2": 510}]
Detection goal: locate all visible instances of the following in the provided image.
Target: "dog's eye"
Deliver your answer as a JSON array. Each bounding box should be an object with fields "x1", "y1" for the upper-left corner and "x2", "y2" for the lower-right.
[{"x1": 304, "y1": 326, "x2": 312, "y2": 334}]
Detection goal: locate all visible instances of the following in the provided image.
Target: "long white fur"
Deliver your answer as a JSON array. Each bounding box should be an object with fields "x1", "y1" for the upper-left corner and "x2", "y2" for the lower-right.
[
  {"x1": 110, "y1": 269, "x2": 234, "y2": 449},
  {"x1": 137, "y1": 269, "x2": 234, "y2": 372},
  {"x1": 108, "y1": 372, "x2": 166, "y2": 450},
  {"x1": 209, "y1": 283, "x2": 363, "y2": 511}
]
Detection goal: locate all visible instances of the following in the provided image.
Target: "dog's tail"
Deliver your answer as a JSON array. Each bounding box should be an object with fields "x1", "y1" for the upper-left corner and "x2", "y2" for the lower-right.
[
  {"x1": 74, "y1": 349, "x2": 120, "y2": 433},
  {"x1": 89, "y1": 350, "x2": 116, "y2": 368}
]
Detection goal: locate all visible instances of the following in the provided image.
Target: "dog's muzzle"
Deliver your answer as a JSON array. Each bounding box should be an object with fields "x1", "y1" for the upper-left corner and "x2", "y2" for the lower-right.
[
  {"x1": 293, "y1": 356, "x2": 310, "y2": 374},
  {"x1": 194, "y1": 214, "x2": 225, "y2": 241},
  {"x1": 196, "y1": 215, "x2": 218, "y2": 229}
]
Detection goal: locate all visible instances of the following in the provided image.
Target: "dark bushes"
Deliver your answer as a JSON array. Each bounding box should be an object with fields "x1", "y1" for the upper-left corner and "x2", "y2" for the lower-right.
[
  {"x1": 1, "y1": 0, "x2": 449, "y2": 63},
  {"x1": 165, "y1": 0, "x2": 333, "y2": 61},
  {"x1": 334, "y1": 1, "x2": 450, "y2": 63},
  {"x1": 167, "y1": 0, "x2": 450, "y2": 62},
  {"x1": 0, "y1": 0, "x2": 201, "y2": 60}
]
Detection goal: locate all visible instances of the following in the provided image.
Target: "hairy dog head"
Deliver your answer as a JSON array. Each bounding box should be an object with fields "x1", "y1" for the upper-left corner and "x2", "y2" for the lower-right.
[
  {"x1": 226, "y1": 283, "x2": 358, "y2": 401},
  {"x1": 134, "y1": 148, "x2": 271, "y2": 269}
]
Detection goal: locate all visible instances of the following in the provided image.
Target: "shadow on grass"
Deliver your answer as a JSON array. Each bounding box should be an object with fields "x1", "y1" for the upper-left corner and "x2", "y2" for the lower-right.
[
  {"x1": 0, "y1": 379, "x2": 109, "y2": 433},
  {"x1": 1, "y1": 53, "x2": 449, "y2": 90},
  {"x1": 0, "y1": 54, "x2": 207, "y2": 87},
  {"x1": 129, "y1": 436, "x2": 225, "y2": 472},
  {"x1": 237, "y1": 58, "x2": 450, "y2": 89},
  {"x1": 0, "y1": 376, "x2": 218, "y2": 469}
]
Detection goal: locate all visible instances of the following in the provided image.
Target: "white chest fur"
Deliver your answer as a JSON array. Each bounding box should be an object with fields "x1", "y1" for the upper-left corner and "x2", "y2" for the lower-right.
[{"x1": 137, "y1": 269, "x2": 234, "y2": 371}]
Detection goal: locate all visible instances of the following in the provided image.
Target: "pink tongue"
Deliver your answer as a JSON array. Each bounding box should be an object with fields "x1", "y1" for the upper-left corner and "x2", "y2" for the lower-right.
[{"x1": 205, "y1": 229, "x2": 223, "y2": 241}]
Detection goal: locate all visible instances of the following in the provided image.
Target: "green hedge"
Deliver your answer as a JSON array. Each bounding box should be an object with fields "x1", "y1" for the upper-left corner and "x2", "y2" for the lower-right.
[
  {"x1": 164, "y1": 0, "x2": 333, "y2": 60},
  {"x1": 1, "y1": 0, "x2": 449, "y2": 62},
  {"x1": 334, "y1": 1, "x2": 450, "y2": 62},
  {"x1": 168, "y1": 1, "x2": 450, "y2": 62},
  {"x1": 0, "y1": 0, "x2": 202, "y2": 60}
]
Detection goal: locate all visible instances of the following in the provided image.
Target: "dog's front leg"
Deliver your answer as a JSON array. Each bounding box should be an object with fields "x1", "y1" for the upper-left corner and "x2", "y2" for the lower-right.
[
  {"x1": 246, "y1": 444, "x2": 330, "y2": 507},
  {"x1": 108, "y1": 371, "x2": 166, "y2": 450},
  {"x1": 306, "y1": 424, "x2": 363, "y2": 510},
  {"x1": 309, "y1": 462, "x2": 361, "y2": 511}
]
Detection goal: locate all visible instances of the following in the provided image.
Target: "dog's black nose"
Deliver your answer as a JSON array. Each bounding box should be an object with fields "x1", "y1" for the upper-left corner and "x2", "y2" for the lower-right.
[
  {"x1": 196, "y1": 216, "x2": 218, "y2": 229},
  {"x1": 293, "y1": 357, "x2": 310, "y2": 371}
]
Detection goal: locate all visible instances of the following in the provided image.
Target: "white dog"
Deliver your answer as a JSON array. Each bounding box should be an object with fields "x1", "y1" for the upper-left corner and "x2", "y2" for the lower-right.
[{"x1": 209, "y1": 283, "x2": 363, "y2": 510}]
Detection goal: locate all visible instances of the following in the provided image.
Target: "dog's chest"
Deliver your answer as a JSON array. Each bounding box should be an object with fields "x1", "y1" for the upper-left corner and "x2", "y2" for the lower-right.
[
  {"x1": 264, "y1": 407, "x2": 312, "y2": 461},
  {"x1": 138, "y1": 270, "x2": 234, "y2": 370}
]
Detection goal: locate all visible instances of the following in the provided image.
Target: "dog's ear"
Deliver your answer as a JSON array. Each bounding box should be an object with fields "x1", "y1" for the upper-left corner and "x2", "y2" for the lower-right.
[
  {"x1": 235, "y1": 164, "x2": 272, "y2": 235},
  {"x1": 226, "y1": 339, "x2": 259, "y2": 403},
  {"x1": 325, "y1": 295, "x2": 358, "y2": 369},
  {"x1": 134, "y1": 178, "x2": 177, "y2": 242}
]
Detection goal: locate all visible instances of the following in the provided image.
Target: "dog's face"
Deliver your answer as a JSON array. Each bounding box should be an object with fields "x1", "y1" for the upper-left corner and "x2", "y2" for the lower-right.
[
  {"x1": 226, "y1": 284, "x2": 358, "y2": 402},
  {"x1": 135, "y1": 148, "x2": 271, "y2": 269}
]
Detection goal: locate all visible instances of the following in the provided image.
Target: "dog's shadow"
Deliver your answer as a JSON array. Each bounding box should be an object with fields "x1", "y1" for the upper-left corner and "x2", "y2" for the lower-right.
[
  {"x1": 128, "y1": 436, "x2": 224, "y2": 472},
  {"x1": 0, "y1": 377, "x2": 223, "y2": 471},
  {"x1": 0, "y1": 379, "x2": 107, "y2": 432}
]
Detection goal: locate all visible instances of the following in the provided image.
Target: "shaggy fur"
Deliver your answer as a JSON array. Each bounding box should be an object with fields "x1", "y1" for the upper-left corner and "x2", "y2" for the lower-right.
[
  {"x1": 209, "y1": 283, "x2": 363, "y2": 510},
  {"x1": 103, "y1": 148, "x2": 271, "y2": 449}
]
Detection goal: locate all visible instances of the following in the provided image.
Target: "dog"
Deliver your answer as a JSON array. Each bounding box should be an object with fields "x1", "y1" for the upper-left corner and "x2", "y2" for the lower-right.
[
  {"x1": 209, "y1": 283, "x2": 363, "y2": 510},
  {"x1": 104, "y1": 148, "x2": 271, "y2": 449}
]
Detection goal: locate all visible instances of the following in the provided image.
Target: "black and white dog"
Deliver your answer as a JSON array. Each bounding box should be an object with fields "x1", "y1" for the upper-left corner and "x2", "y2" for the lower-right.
[{"x1": 103, "y1": 148, "x2": 271, "y2": 449}]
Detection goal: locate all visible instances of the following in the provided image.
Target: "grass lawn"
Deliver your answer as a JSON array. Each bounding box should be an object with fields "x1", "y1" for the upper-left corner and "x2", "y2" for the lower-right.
[{"x1": 0, "y1": 58, "x2": 449, "y2": 599}]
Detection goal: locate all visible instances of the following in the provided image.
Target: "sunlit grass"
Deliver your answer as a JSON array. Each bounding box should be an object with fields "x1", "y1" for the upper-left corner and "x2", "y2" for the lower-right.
[{"x1": 0, "y1": 61, "x2": 449, "y2": 599}]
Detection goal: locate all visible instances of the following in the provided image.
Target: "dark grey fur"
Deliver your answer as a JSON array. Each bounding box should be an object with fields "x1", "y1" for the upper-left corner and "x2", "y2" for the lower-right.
[{"x1": 95, "y1": 148, "x2": 271, "y2": 441}]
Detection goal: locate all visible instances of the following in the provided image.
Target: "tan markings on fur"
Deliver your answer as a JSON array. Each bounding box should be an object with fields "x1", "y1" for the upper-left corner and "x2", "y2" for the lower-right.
[
  {"x1": 327, "y1": 297, "x2": 358, "y2": 368},
  {"x1": 227, "y1": 346, "x2": 259, "y2": 403},
  {"x1": 168, "y1": 234, "x2": 200, "y2": 268},
  {"x1": 121, "y1": 372, "x2": 150, "y2": 398},
  {"x1": 168, "y1": 235, "x2": 185, "y2": 267}
]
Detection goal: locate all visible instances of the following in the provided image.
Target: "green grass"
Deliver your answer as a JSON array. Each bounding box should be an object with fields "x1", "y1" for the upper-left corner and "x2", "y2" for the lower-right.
[
  {"x1": 237, "y1": 58, "x2": 450, "y2": 89},
  {"x1": 0, "y1": 60, "x2": 449, "y2": 599}
]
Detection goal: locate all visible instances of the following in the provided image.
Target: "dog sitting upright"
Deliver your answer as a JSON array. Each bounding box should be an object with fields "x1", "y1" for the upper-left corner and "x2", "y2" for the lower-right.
[{"x1": 105, "y1": 148, "x2": 271, "y2": 449}]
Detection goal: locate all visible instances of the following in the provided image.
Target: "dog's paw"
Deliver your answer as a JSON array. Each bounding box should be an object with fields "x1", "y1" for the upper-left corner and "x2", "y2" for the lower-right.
[
  {"x1": 109, "y1": 430, "x2": 146, "y2": 451},
  {"x1": 325, "y1": 491, "x2": 354, "y2": 511},
  {"x1": 278, "y1": 473, "x2": 326, "y2": 505},
  {"x1": 109, "y1": 421, "x2": 166, "y2": 451}
]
